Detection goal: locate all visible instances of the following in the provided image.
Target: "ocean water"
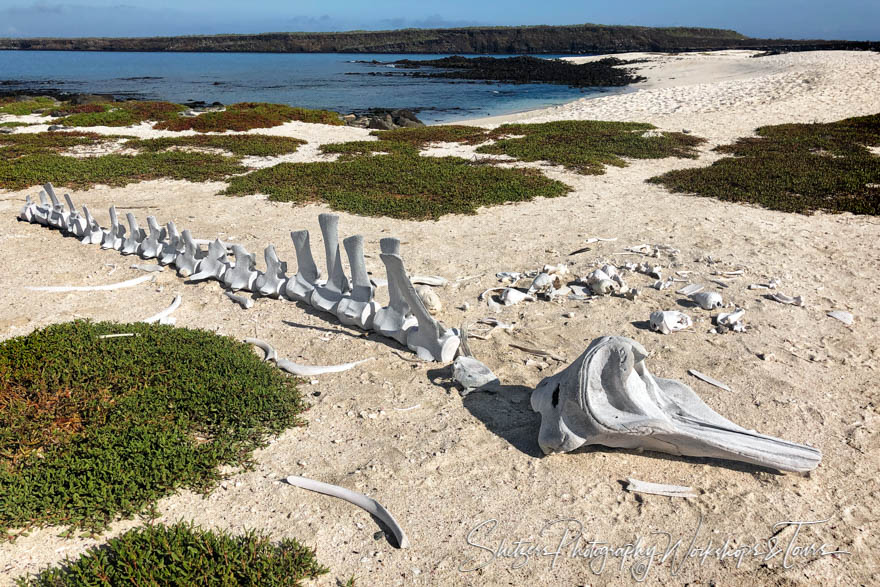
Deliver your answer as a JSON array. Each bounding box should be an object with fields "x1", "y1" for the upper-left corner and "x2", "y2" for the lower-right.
[{"x1": 0, "y1": 51, "x2": 624, "y2": 124}]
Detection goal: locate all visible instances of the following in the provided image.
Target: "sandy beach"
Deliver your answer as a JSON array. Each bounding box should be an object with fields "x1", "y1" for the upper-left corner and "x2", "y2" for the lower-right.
[{"x1": 1, "y1": 49, "x2": 878, "y2": 585}]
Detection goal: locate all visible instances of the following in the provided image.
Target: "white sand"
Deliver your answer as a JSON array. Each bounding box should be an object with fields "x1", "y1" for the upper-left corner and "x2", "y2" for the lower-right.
[{"x1": 0, "y1": 50, "x2": 878, "y2": 585}]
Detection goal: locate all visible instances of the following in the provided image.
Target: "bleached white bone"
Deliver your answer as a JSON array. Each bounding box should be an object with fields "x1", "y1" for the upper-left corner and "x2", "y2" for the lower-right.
[
  {"x1": 309, "y1": 213, "x2": 350, "y2": 313},
  {"x1": 254, "y1": 245, "x2": 288, "y2": 298},
  {"x1": 690, "y1": 291, "x2": 723, "y2": 310},
  {"x1": 336, "y1": 235, "x2": 379, "y2": 329},
  {"x1": 283, "y1": 230, "x2": 321, "y2": 302},
  {"x1": 120, "y1": 213, "x2": 146, "y2": 255},
  {"x1": 626, "y1": 479, "x2": 697, "y2": 499},
  {"x1": 173, "y1": 230, "x2": 203, "y2": 277},
  {"x1": 380, "y1": 252, "x2": 459, "y2": 362},
  {"x1": 44, "y1": 184, "x2": 68, "y2": 230},
  {"x1": 188, "y1": 239, "x2": 228, "y2": 282},
  {"x1": 222, "y1": 244, "x2": 259, "y2": 291},
  {"x1": 141, "y1": 295, "x2": 181, "y2": 324},
  {"x1": 137, "y1": 216, "x2": 166, "y2": 259},
  {"x1": 276, "y1": 357, "x2": 373, "y2": 376},
  {"x1": 372, "y1": 238, "x2": 417, "y2": 345},
  {"x1": 101, "y1": 206, "x2": 126, "y2": 250},
  {"x1": 79, "y1": 206, "x2": 103, "y2": 244},
  {"x1": 32, "y1": 190, "x2": 51, "y2": 225},
  {"x1": 676, "y1": 283, "x2": 704, "y2": 296},
  {"x1": 284, "y1": 475, "x2": 409, "y2": 549},
  {"x1": 26, "y1": 274, "x2": 155, "y2": 292},
  {"x1": 19, "y1": 195, "x2": 37, "y2": 222},
  {"x1": 244, "y1": 337, "x2": 277, "y2": 362},
  {"x1": 649, "y1": 310, "x2": 692, "y2": 334},
  {"x1": 225, "y1": 290, "x2": 253, "y2": 309},
  {"x1": 63, "y1": 194, "x2": 87, "y2": 236},
  {"x1": 158, "y1": 221, "x2": 182, "y2": 265},
  {"x1": 530, "y1": 335, "x2": 821, "y2": 472}
]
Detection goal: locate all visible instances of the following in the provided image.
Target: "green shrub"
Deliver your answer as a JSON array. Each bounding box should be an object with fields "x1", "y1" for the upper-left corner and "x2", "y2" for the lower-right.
[
  {"x1": 0, "y1": 321, "x2": 309, "y2": 538},
  {"x1": 17, "y1": 522, "x2": 327, "y2": 586},
  {"x1": 477, "y1": 120, "x2": 705, "y2": 174},
  {"x1": 0, "y1": 97, "x2": 57, "y2": 116},
  {"x1": 371, "y1": 125, "x2": 488, "y2": 146},
  {"x1": 126, "y1": 134, "x2": 307, "y2": 157},
  {"x1": 58, "y1": 101, "x2": 186, "y2": 127},
  {"x1": 154, "y1": 102, "x2": 342, "y2": 132},
  {"x1": 649, "y1": 113, "x2": 880, "y2": 215},
  {"x1": 0, "y1": 150, "x2": 245, "y2": 190},
  {"x1": 0, "y1": 131, "x2": 120, "y2": 161},
  {"x1": 0, "y1": 121, "x2": 31, "y2": 128},
  {"x1": 223, "y1": 153, "x2": 570, "y2": 219},
  {"x1": 320, "y1": 139, "x2": 418, "y2": 158}
]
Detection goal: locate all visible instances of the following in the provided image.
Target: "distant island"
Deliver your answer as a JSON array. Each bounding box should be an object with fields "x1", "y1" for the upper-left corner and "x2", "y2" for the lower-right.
[{"x1": 1, "y1": 24, "x2": 878, "y2": 54}]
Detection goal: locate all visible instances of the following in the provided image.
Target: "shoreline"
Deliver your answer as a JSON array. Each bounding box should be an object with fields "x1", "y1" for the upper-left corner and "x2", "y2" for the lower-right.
[{"x1": 1, "y1": 49, "x2": 879, "y2": 586}]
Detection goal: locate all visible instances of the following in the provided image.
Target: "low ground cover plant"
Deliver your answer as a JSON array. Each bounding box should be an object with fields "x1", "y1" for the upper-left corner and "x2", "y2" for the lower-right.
[
  {"x1": 0, "y1": 321, "x2": 309, "y2": 538},
  {"x1": 649, "y1": 113, "x2": 880, "y2": 215}
]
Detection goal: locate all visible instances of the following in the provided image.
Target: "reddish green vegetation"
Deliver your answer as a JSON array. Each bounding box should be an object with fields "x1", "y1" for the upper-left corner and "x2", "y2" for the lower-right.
[
  {"x1": 371, "y1": 125, "x2": 488, "y2": 147},
  {"x1": 49, "y1": 103, "x2": 106, "y2": 116},
  {"x1": 649, "y1": 113, "x2": 880, "y2": 215},
  {"x1": 0, "y1": 97, "x2": 57, "y2": 116},
  {"x1": 125, "y1": 134, "x2": 306, "y2": 157},
  {"x1": 58, "y1": 101, "x2": 186, "y2": 127},
  {"x1": 0, "y1": 131, "x2": 118, "y2": 161},
  {"x1": 154, "y1": 102, "x2": 343, "y2": 132}
]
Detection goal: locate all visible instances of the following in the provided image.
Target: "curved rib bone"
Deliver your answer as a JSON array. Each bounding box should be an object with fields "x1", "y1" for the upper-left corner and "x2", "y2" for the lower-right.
[
  {"x1": 101, "y1": 206, "x2": 126, "y2": 250},
  {"x1": 137, "y1": 216, "x2": 166, "y2": 259},
  {"x1": 141, "y1": 294, "x2": 181, "y2": 324},
  {"x1": 283, "y1": 230, "x2": 321, "y2": 302},
  {"x1": 285, "y1": 475, "x2": 409, "y2": 549},
  {"x1": 120, "y1": 213, "x2": 146, "y2": 255},
  {"x1": 222, "y1": 244, "x2": 259, "y2": 291},
  {"x1": 26, "y1": 274, "x2": 155, "y2": 292},
  {"x1": 254, "y1": 244, "x2": 288, "y2": 298},
  {"x1": 173, "y1": 229, "x2": 203, "y2": 277},
  {"x1": 244, "y1": 337, "x2": 277, "y2": 362},
  {"x1": 530, "y1": 336, "x2": 822, "y2": 473},
  {"x1": 380, "y1": 251, "x2": 458, "y2": 362},
  {"x1": 309, "y1": 213, "x2": 350, "y2": 313},
  {"x1": 275, "y1": 357, "x2": 372, "y2": 377},
  {"x1": 372, "y1": 238, "x2": 417, "y2": 345},
  {"x1": 158, "y1": 221, "x2": 182, "y2": 265},
  {"x1": 188, "y1": 239, "x2": 228, "y2": 282},
  {"x1": 336, "y1": 235, "x2": 379, "y2": 329}
]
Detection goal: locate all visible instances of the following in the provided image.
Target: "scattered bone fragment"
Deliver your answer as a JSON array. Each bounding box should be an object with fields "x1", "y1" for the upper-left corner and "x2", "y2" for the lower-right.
[
  {"x1": 688, "y1": 369, "x2": 733, "y2": 392},
  {"x1": 827, "y1": 310, "x2": 854, "y2": 325},
  {"x1": 453, "y1": 356, "x2": 500, "y2": 396},
  {"x1": 586, "y1": 269, "x2": 618, "y2": 295},
  {"x1": 749, "y1": 279, "x2": 779, "y2": 290},
  {"x1": 649, "y1": 310, "x2": 692, "y2": 334},
  {"x1": 690, "y1": 291, "x2": 723, "y2": 310},
  {"x1": 509, "y1": 343, "x2": 565, "y2": 362},
  {"x1": 141, "y1": 294, "x2": 181, "y2": 325},
  {"x1": 500, "y1": 287, "x2": 534, "y2": 306},
  {"x1": 130, "y1": 263, "x2": 163, "y2": 272},
  {"x1": 626, "y1": 478, "x2": 697, "y2": 499},
  {"x1": 530, "y1": 335, "x2": 822, "y2": 472},
  {"x1": 676, "y1": 283, "x2": 704, "y2": 296},
  {"x1": 585, "y1": 237, "x2": 617, "y2": 244},
  {"x1": 770, "y1": 292, "x2": 805, "y2": 306},
  {"x1": 284, "y1": 475, "x2": 409, "y2": 549},
  {"x1": 97, "y1": 333, "x2": 138, "y2": 339},
  {"x1": 653, "y1": 279, "x2": 674, "y2": 291},
  {"x1": 410, "y1": 275, "x2": 448, "y2": 287},
  {"x1": 715, "y1": 308, "x2": 746, "y2": 332},
  {"x1": 415, "y1": 285, "x2": 442, "y2": 315},
  {"x1": 224, "y1": 291, "x2": 253, "y2": 309},
  {"x1": 495, "y1": 271, "x2": 522, "y2": 284},
  {"x1": 26, "y1": 274, "x2": 155, "y2": 292}
]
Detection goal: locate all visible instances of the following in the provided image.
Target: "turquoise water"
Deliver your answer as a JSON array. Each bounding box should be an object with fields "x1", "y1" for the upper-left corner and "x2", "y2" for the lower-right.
[{"x1": 0, "y1": 51, "x2": 624, "y2": 124}]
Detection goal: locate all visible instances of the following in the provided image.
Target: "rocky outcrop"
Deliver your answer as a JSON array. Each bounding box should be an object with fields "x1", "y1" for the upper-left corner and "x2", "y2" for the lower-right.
[{"x1": 343, "y1": 109, "x2": 424, "y2": 130}]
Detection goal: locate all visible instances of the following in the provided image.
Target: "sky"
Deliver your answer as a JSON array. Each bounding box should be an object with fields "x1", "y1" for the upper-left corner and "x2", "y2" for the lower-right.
[{"x1": 0, "y1": 0, "x2": 877, "y2": 40}]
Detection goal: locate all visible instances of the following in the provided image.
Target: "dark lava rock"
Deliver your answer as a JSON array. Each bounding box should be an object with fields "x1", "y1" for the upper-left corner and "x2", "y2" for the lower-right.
[{"x1": 345, "y1": 108, "x2": 425, "y2": 130}]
